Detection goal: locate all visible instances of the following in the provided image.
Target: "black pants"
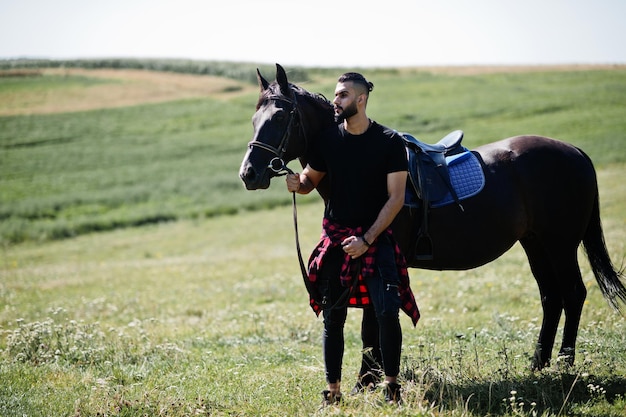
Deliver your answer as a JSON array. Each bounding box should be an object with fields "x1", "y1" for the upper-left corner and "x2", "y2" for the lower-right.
[
  {"x1": 320, "y1": 238, "x2": 402, "y2": 384},
  {"x1": 359, "y1": 306, "x2": 383, "y2": 381}
]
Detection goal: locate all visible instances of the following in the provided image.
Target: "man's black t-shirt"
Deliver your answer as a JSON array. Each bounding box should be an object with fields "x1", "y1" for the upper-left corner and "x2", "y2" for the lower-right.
[{"x1": 308, "y1": 121, "x2": 408, "y2": 228}]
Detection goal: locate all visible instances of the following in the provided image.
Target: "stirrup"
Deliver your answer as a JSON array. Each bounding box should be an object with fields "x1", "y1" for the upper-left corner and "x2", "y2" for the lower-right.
[{"x1": 414, "y1": 234, "x2": 434, "y2": 261}]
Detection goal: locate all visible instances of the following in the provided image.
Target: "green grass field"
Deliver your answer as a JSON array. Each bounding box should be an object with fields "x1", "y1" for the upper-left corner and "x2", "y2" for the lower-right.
[
  {"x1": 1, "y1": 65, "x2": 625, "y2": 244},
  {"x1": 1, "y1": 62, "x2": 625, "y2": 416}
]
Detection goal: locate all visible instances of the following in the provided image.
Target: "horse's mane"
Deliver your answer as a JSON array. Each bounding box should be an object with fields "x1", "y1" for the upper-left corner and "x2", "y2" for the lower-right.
[{"x1": 256, "y1": 82, "x2": 333, "y2": 114}]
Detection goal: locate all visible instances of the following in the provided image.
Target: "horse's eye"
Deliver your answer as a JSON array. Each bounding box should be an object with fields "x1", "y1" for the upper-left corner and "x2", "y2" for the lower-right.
[{"x1": 273, "y1": 112, "x2": 285, "y2": 123}]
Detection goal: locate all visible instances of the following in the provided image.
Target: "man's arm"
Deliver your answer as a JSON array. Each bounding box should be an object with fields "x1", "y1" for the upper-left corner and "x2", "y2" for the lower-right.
[
  {"x1": 342, "y1": 170, "x2": 407, "y2": 258},
  {"x1": 363, "y1": 170, "x2": 407, "y2": 243},
  {"x1": 286, "y1": 164, "x2": 326, "y2": 194}
]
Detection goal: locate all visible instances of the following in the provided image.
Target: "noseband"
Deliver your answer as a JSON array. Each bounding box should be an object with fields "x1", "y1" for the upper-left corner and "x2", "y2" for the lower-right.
[{"x1": 247, "y1": 95, "x2": 300, "y2": 176}]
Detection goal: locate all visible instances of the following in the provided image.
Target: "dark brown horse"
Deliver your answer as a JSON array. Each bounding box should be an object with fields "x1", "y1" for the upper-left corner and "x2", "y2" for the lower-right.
[{"x1": 239, "y1": 64, "x2": 626, "y2": 370}]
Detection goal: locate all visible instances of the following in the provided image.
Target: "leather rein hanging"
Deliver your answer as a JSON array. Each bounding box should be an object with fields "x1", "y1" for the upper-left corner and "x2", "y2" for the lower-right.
[
  {"x1": 246, "y1": 94, "x2": 314, "y2": 299},
  {"x1": 247, "y1": 93, "x2": 360, "y2": 310}
]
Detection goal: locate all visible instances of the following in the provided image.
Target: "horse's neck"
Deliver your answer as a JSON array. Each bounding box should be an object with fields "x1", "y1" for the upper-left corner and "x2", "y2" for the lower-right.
[
  {"x1": 297, "y1": 95, "x2": 333, "y2": 203},
  {"x1": 298, "y1": 92, "x2": 334, "y2": 137}
]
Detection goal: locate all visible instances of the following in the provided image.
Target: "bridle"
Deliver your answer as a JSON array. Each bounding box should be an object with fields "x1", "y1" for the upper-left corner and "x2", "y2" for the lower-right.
[{"x1": 247, "y1": 94, "x2": 300, "y2": 178}]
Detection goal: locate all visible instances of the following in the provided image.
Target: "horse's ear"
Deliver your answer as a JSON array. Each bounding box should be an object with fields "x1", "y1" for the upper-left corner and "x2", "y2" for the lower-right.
[
  {"x1": 256, "y1": 68, "x2": 270, "y2": 92},
  {"x1": 275, "y1": 63, "x2": 291, "y2": 97}
]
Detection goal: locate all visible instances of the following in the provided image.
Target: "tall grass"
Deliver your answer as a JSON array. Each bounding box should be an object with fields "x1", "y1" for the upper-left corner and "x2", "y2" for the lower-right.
[
  {"x1": 1, "y1": 177, "x2": 624, "y2": 415},
  {"x1": 1, "y1": 62, "x2": 624, "y2": 416}
]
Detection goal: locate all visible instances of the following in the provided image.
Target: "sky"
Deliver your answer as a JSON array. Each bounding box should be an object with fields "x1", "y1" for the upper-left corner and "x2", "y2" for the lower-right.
[{"x1": 1, "y1": 0, "x2": 625, "y2": 68}]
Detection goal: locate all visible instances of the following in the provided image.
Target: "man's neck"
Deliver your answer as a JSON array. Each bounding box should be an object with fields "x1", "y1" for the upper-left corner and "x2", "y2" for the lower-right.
[{"x1": 344, "y1": 114, "x2": 371, "y2": 135}]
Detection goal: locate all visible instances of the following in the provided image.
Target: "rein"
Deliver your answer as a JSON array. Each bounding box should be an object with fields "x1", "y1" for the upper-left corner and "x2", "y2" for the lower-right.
[
  {"x1": 271, "y1": 162, "x2": 357, "y2": 311},
  {"x1": 269, "y1": 162, "x2": 314, "y2": 302},
  {"x1": 247, "y1": 92, "x2": 357, "y2": 310},
  {"x1": 246, "y1": 93, "x2": 315, "y2": 300}
]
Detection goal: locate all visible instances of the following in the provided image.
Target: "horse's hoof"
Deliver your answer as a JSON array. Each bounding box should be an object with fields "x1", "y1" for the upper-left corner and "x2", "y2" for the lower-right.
[
  {"x1": 557, "y1": 347, "x2": 575, "y2": 369},
  {"x1": 530, "y1": 358, "x2": 550, "y2": 371},
  {"x1": 530, "y1": 344, "x2": 550, "y2": 371}
]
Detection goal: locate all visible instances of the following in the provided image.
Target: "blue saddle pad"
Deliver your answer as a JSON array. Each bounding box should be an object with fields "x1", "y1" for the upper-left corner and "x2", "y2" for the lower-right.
[{"x1": 430, "y1": 151, "x2": 485, "y2": 208}]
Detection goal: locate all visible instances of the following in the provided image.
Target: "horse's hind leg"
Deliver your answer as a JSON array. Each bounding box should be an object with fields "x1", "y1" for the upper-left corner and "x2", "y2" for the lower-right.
[
  {"x1": 554, "y1": 251, "x2": 587, "y2": 366},
  {"x1": 522, "y1": 238, "x2": 587, "y2": 370}
]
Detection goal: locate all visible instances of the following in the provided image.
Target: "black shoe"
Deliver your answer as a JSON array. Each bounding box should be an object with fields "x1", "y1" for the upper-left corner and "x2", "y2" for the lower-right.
[
  {"x1": 349, "y1": 380, "x2": 375, "y2": 396},
  {"x1": 383, "y1": 382, "x2": 402, "y2": 405},
  {"x1": 321, "y1": 390, "x2": 342, "y2": 407},
  {"x1": 349, "y1": 373, "x2": 381, "y2": 395}
]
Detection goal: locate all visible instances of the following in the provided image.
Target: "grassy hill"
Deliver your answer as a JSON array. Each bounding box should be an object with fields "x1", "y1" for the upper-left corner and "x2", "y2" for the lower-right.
[
  {"x1": 1, "y1": 61, "x2": 625, "y2": 417},
  {"x1": 1, "y1": 63, "x2": 625, "y2": 244}
]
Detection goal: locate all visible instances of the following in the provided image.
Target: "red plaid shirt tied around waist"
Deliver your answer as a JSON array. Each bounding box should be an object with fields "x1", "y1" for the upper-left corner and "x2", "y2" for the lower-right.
[{"x1": 307, "y1": 218, "x2": 420, "y2": 326}]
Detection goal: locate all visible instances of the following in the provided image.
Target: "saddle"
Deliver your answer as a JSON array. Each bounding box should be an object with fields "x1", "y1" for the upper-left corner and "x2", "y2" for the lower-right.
[
  {"x1": 402, "y1": 130, "x2": 466, "y2": 204},
  {"x1": 400, "y1": 130, "x2": 470, "y2": 261}
]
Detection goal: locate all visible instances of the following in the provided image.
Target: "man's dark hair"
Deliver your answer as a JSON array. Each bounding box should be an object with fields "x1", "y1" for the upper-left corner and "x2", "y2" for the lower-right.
[{"x1": 338, "y1": 72, "x2": 374, "y2": 95}]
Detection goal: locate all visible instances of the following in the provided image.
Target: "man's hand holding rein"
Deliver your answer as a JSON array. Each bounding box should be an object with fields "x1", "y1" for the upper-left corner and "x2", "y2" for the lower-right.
[
  {"x1": 286, "y1": 167, "x2": 324, "y2": 194},
  {"x1": 286, "y1": 173, "x2": 302, "y2": 193},
  {"x1": 341, "y1": 235, "x2": 371, "y2": 259}
]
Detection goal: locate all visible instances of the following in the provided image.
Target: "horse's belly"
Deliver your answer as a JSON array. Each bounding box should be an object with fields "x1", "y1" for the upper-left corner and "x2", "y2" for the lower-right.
[{"x1": 395, "y1": 192, "x2": 525, "y2": 271}]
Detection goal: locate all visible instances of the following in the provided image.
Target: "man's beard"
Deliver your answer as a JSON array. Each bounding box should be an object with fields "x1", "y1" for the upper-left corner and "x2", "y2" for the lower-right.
[{"x1": 334, "y1": 101, "x2": 358, "y2": 123}]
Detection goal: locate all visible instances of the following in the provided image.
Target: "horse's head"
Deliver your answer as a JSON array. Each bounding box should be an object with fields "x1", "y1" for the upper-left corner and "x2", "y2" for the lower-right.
[
  {"x1": 240, "y1": 63, "x2": 336, "y2": 190},
  {"x1": 238, "y1": 64, "x2": 301, "y2": 190}
]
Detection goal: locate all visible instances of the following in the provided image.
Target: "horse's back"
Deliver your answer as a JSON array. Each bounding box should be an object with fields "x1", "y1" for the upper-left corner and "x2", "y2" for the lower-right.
[
  {"x1": 476, "y1": 135, "x2": 593, "y2": 167},
  {"x1": 476, "y1": 135, "x2": 596, "y2": 196},
  {"x1": 477, "y1": 135, "x2": 597, "y2": 242}
]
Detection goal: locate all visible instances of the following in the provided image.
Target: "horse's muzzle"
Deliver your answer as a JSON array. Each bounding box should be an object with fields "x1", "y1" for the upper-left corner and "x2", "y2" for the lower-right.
[{"x1": 239, "y1": 162, "x2": 270, "y2": 190}]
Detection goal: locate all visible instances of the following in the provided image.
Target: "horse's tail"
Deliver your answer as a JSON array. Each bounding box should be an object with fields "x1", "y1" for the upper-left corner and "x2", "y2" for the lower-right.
[{"x1": 582, "y1": 179, "x2": 626, "y2": 313}]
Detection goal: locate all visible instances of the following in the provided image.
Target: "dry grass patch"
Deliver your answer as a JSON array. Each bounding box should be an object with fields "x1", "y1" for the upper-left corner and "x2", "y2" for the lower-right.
[{"x1": 0, "y1": 68, "x2": 255, "y2": 115}]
